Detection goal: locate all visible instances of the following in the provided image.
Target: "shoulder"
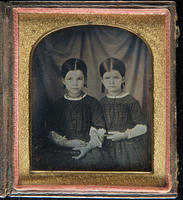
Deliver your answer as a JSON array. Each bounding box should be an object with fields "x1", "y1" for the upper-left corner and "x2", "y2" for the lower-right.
[
  {"x1": 124, "y1": 95, "x2": 142, "y2": 112},
  {"x1": 85, "y1": 95, "x2": 101, "y2": 105},
  {"x1": 85, "y1": 95, "x2": 99, "y2": 102},
  {"x1": 100, "y1": 96, "x2": 108, "y2": 104},
  {"x1": 84, "y1": 95, "x2": 103, "y2": 108},
  {"x1": 53, "y1": 96, "x2": 65, "y2": 107},
  {"x1": 124, "y1": 94, "x2": 139, "y2": 104}
]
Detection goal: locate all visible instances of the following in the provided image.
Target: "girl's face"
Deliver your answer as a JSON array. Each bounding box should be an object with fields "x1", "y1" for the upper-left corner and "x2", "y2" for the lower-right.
[
  {"x1": 62, "y1": 70, "x2": 85, "y2": 98},
  {"x1": 102, "y1": 70, "x2": 125, "y2": 96}
]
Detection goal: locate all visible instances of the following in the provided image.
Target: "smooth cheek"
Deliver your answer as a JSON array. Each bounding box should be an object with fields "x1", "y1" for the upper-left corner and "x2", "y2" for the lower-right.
[
  {"x1": 103, "y1": 81, "x2": 109, "y2": 88},
  {"x1": 103, "y1": 78, "x2": 108, "y2": 84},
  {"x1": 65, "y1": 81, "x2": 72, "y2": 90},
  {"x1": 117, "y1": 80, "x2": 122, "y2": 87},
  {"x1": 79, "y1": 80, "x2": 84, "y2": 87}
]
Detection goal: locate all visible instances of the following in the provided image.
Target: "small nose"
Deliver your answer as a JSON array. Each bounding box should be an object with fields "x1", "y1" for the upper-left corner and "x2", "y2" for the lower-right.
[
  {"x1": 72, "y1": 79, "x2": 78, "y2": 86},
  {"x1": 110, "y1": 77, "x2": 115, "y2": 84}
]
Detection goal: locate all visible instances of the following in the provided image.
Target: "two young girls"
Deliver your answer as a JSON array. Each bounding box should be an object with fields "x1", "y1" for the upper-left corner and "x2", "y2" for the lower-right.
[{"x1": 47, "y1": 57, "x2": 150, "y2": 171}]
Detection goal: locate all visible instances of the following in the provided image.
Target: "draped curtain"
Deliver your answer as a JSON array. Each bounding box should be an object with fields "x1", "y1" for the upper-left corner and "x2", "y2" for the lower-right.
[{"x1": 32, "y1": 25, "x2": 153, "y2": 147}]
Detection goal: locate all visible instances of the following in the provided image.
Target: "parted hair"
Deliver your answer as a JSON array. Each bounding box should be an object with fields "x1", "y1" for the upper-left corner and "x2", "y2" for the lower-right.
[
  {"x1": 61, "y1": 58, "x2": 87, "y2": 79},
  {"x1": 99, "y1": 57, "x2": 126, "y2": 78}
]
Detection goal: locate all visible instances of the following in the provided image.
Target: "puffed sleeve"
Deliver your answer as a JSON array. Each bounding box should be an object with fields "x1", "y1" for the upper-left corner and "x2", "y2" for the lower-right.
[
  {"x1": 90, "y1": 97, "x2": 106, "y2": 129},
  {"x1": 129, "y1": 97, "x2": 146, "y2": 125}
]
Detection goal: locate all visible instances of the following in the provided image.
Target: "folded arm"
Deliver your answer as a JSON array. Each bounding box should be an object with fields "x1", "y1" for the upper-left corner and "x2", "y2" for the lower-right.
[{"x1": 48, "y1": 131, "x2": 86, "y2": 148}]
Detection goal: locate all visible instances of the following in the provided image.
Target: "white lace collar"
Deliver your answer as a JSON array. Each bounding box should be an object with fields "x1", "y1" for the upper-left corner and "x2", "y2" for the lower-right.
[
  {"x1": 64, "y1": 93, "x2": 87, "y2": 101},
  {"x1": 106, "y1": 92, "x2": 129, "y2": 99}
]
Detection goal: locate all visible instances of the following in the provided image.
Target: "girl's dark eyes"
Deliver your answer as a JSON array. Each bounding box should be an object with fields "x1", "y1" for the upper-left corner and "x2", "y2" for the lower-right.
[
  {"x1": 66, "y1": 77, "x2": 83, "y2": 80},
  {"x1": 114, "y1": 76, "x2": 120, "y2": 79},
  {"x1": 104, "y1": 76, "x2": 120, "y2": 79}
]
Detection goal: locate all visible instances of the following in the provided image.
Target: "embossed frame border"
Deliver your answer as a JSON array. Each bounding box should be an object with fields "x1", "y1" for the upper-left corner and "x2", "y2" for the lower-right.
[{"x1": 9, "y1": 1, "x2": 177, "y2": 198}]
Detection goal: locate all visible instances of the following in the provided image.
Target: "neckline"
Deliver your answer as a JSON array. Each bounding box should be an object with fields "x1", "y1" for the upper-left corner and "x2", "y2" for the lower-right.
[
  {"x1": 64, "y1": 93, "x2": 87, "y2": 101},
  {"x1": 106, "y1": 92, "x2": 129, "y2": 99}
]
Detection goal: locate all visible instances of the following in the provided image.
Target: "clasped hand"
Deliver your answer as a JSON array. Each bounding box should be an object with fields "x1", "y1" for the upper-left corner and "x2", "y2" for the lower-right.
[
  {"x1": 68, "y1": 140, "x2": 90, "y2": 160},
  {"x1": 106, "y1": 131, "x2": 127, "y2": 141},
  {"x1": 72, "y1": 146, "x2": 90, "y2": 160},
  {"x1": 49, "y1": 131, "x2": 90, "y2": 160}
]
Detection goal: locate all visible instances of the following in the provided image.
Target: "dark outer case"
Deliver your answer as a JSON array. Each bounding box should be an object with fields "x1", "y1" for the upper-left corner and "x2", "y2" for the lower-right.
[{"x1": 0, "y1": 2, "x2": 13, "y2": 198}]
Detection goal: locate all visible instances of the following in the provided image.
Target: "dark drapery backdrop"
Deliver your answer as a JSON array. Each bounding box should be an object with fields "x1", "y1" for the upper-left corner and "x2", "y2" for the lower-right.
[{"x1": 31, "y1": 25, "x2": 153, "y2": 166}]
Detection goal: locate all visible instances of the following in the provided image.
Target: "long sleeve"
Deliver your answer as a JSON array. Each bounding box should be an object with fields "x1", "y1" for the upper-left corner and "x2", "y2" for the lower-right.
[{"x1": 126, "y1": 124, "x2": 147, "y2": 139}]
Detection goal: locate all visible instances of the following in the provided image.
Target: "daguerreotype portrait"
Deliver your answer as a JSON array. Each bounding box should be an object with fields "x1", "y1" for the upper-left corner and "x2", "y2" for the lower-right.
[
  {"x1": 31, "y1": 25, "x2": 152, "y2": 172},
  {"x1": 0, "y1": 1, "x2": 177, "y2": 198}
]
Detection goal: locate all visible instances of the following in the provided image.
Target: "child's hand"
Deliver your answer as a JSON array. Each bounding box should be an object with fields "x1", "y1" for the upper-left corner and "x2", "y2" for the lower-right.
[
  {"x1": 66, "y1": 139, "x2": 87, "y2": 148},
  {"x1": 72, "y1": 146, "x2": 90, "y2": 160},
  {"x1": 106, "y1": 131, "x2": 128, "y2": 141}
]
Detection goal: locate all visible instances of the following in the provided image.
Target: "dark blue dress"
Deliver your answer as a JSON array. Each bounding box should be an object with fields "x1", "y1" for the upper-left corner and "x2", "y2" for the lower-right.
[
  {"x1": 42, "y1": 95, "x2": 106, "y2": 170},
  {"x1": 100, "y1": 94, "x2": 151, "y2": 171}
]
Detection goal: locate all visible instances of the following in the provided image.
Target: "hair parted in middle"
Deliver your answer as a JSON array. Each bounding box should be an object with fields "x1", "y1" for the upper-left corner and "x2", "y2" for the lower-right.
[
  {"x1": 99, "y1": 57, "x2": 126, "y2": 92},
  {"x1": 99, "y1": 57, "x2": 126, "y2": 78},
  {"x1": 61, "y1": 58, "x2": 87, "y2": 87}
]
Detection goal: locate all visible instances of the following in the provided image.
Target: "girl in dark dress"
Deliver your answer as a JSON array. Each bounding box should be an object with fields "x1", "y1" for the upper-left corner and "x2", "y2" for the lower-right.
[
  {"x1": 45, "y1": 58, "x2": 106, "y2": 170},
  {"x1": 99, "y1": 57, "x2": 150, "y2": 171}
]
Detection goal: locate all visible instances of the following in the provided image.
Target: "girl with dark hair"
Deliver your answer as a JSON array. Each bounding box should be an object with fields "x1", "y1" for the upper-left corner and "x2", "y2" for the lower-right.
[
  {"x1": 46, "y1": 58, "x2": 106, "y2": 170},
  {"x1": 100, "y1": 57, "x2": 150, "y2": 171}
]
